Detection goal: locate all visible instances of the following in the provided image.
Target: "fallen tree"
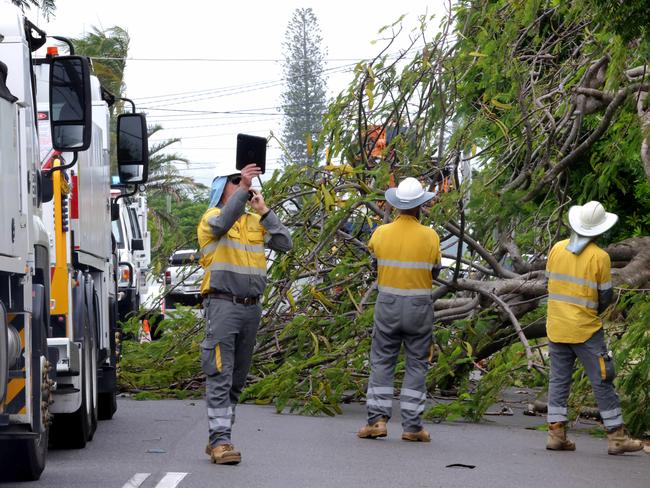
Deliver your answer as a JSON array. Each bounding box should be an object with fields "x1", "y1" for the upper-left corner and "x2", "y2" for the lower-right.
[
  {"x1": 246, "y1": 0, "x2": 650, "y2": 427},
  {"x1": 120, "y1": 0, "x2": 650, "y2": 435}
]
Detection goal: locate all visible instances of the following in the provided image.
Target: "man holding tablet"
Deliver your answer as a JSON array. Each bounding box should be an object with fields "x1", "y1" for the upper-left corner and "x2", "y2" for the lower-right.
[{"x1": 197, "y1": 144, "x2": 292, "y2": 464}]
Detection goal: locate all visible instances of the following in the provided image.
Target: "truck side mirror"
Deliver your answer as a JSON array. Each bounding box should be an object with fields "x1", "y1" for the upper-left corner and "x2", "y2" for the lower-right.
[
  {"x1": 117, "y1": 113, "x2": 149, "y2": 185},
  {"x1": 39, "y1": 170, "x2": 54, "y2": 204},
  {"x1": 49, "y1": 56, "x2": 92, "y2": 151},
  {"x1": 111, "y1": 202, "x2": 120, "y2": 221},
  {"x1": 131, "y1": 238, "x2": 144, "y2": 251}
]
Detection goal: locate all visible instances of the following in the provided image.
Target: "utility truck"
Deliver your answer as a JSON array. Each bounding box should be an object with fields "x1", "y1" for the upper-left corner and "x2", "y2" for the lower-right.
[
  {"x1": 0, "y1": 1, "x2": 149, "y2": 480},
  {"x1": 111, "y1": 185, "x2": 150, "y2": 321}
]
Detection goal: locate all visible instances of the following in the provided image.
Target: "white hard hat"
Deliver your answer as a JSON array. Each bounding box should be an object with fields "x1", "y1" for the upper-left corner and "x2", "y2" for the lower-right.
[
  {"x1": 385, "y1": 177, "x2": 435, "y2": 210},
  {"x1": 568, "y1": 201, "x2": 618, "y2": 237},
  {"x1": 213, "y1": 162, "x2": 240, "y2": 179}
]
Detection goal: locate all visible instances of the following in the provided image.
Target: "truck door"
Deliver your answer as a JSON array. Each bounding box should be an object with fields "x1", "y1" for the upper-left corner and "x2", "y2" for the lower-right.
[{"x1": 0, "y1": 64, "x2": 21, "y2": 259}]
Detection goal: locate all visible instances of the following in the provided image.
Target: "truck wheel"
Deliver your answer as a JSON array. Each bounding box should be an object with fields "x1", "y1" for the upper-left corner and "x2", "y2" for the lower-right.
[
  {"x1": 49, "y1": 358, "x2": 89, "y2": 449},
  {"x1": 0, "y1": 358, "x2": 48, "y2": 480},
  {"x1": 49, "y1": 334, "x2": 92, "y2": 448},
  {"x1": 0, "y1": 431, "x2": 48, "y2": 481},
  {"x1": 86, "y1": 340, "x2": 98, "y2": 441},
  {"x1": 98, "y1": 390, "x2": 117, "y2": 420}
]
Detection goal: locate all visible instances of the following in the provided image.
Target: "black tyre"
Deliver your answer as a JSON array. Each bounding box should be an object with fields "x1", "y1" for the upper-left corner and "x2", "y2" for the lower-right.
[
  {"x1": 87, "y1": 342, "x2": 98, "y2": 441},
  {"x1": 49, "y1": 365, "x2": 89, "y2": 449},
  {"x1": 0, "y1": 274, "x2": 50, "y2": 480},
  {"x1": 49, "y1": 335, "x2": 92, "y2": 449},
  {"x1": 98, "y1": 390, "x2": 117, "y2": 420},
  {"x1": 0, "y1": 430, "x2": 48, "y2": 481}
]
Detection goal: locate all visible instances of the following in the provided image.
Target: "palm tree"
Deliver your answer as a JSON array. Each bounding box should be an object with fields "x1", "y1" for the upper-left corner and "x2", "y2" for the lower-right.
[
  {"x1": 72, "y1": 27, "x2": 129, "y2": 117},
  {"x1": 71, "y1": 26, "x2": 206, "y2": 266},
  {"x1": 11, "y1": 0, "x2": 55, "y2": 17},
  {"x1": 145, "y1": 124, "x2": 207, "y2": 265},
  {"x1": 146, "y1": 125, "x2": 202, "y2": 200}
]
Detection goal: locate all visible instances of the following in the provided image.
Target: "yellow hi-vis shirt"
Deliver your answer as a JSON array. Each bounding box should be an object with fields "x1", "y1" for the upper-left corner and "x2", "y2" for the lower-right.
[
  {"x1": 197, "y1": 207, "x2": 267, "y2": 296},
  {"x1": 545, "y1": 239, "x2": 612, "y2": 343},
  {"x1": 368, "y1": 214, "x2": 441, "y2": 296}
]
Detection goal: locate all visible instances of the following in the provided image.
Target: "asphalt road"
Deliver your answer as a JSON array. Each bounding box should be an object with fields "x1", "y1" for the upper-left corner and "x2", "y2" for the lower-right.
[{"x1": 2, "y1": 397, "x2": 649, "y2": 488}]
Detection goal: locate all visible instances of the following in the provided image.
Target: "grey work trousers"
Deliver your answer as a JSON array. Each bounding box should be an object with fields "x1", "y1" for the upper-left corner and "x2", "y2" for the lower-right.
[
  {"x1": 201, "y1": 297, "x2": 262, "y2": 446},
  {"x1": 548, "y1": 328, "x2": 623, "y2": 431},
  {"x1": 366, "y1": 293, "x2": 434, "y2": 432}
]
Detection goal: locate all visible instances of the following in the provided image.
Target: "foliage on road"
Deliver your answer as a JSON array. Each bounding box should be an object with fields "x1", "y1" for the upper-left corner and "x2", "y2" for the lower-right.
[
  {"x1": 119, "y1": 0, "x2": 650, "y2": 435},
  {"x1": 119, "y1": 308, "x2": 203, "y2": 399}
]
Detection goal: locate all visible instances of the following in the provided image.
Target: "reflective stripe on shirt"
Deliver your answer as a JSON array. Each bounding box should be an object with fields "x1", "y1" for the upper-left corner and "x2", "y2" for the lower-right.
[
  {"x1": 216, "y1": 237, "x2": 265, "y2": 253},
  {"x1": 548, "y1": 293, "x2": 597, "y2": 310},
  {"x1": 377, "y1": 259, "x2": 433, "y2": 270},
  {"x1": 201, "y1": 238, "x2": 264, "y2": 256},
  {"x1": 377, "y1": 286, "x2": 432, "y2": 296},
  {"x1": 546, "y1": 272, "x2": 611, "y2": 291},
  {"x1": 209, "y1": 262, "x2": 266, "y2": 276},
  {"x1": 201, "y1": 241, "x2": 218, "y2": 256}
]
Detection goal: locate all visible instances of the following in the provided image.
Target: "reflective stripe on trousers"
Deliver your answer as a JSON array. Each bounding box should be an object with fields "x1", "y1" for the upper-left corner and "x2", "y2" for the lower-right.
[
  {"x1": 547, "y1": 329, "x2": 622, "y2": 430},
  {"x1": 367, "y1": 293, "x2": 433, "y2": 432},
  {"x1": 203, "y1": 297, "x2": 262, "y2": 446}
]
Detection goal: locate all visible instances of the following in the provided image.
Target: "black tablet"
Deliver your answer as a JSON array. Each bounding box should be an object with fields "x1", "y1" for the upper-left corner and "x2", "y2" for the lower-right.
[{"x1": 236, "y1": 133, "x2": 266, "y2": 174}]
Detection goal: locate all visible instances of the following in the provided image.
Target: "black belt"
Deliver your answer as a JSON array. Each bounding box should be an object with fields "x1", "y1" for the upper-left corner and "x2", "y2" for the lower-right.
[{"x1": 207, "y1": 291, "x2": 260, "y2": 306}]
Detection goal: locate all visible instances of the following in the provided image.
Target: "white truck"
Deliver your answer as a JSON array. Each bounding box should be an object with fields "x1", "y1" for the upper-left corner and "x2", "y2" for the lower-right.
[
  {"x1": 111, "y1": 187, "x2": 150, "y2": 321},
  {"x1": 0, "y1": 1, "x2": 149, "y2": 479}
]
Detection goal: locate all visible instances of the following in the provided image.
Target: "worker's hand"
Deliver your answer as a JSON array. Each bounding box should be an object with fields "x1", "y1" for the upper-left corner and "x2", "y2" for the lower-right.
[
  {"x1": 248, "y1": 189, "x2": 269, "y2": 215},
  {"x1": 239, "y1": 164, "x2": 262, "y2": 189}
]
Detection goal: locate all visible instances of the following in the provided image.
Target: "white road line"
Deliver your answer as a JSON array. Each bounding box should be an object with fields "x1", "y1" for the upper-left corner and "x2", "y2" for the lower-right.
[
  {"x1": 121, "y1": 473, "x2": 151, "y2": 488},
  {"x1": 155, "y1": 472, "x2": 189, "y2": 488}
]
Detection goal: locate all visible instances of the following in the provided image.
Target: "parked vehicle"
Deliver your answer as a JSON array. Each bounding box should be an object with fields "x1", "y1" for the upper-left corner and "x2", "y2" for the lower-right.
[
  {"x1": 0, "y1": 3, "x2": 149, "y2": 479},
  {"x1": 111, "y1": 187, "x2": 149, "y2": 321},
  {"x1": 0, "y1": 9, "x2": 53, "y2": 480},
  {"x1": 164, "y1": 249, "x2": 204, "y2": 309}
]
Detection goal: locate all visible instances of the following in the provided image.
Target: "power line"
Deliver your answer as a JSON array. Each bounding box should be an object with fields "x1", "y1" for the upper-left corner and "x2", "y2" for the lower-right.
[
  {"x1": 134, "y1": 61, "x2": 356, "y2": 106},
  {"x1": 154, "y1": 145, "x2": 281, "y2": 151},
  {"x1": 148, "y1": 116, "x2": 282, "y2": 133},
  {"x1": 144, "y1": 108, "x2": 280, "y2": 117},
  {"x1": 126, "y1": 48, "x2": 419, "y2": 105},
  {"x1": 93, "y1": 56, "x2": 364, "y2": 62}
]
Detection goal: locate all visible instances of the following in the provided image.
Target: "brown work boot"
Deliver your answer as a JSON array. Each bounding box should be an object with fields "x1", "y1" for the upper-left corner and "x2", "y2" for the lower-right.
[
  {"x1": 206, "y1": 444, "x2": 242, "y2": 465},
  {"x1": 358, "y1": 417, "x2": 388, "y2": 439},
  {"x1": 607, "y1": 427, "x2": 643, "y2": 455},
  {"x1": 401, "y1": 429, "x2": 431, "y2": 442},
  {"x1": 546, "y1": 422, "x2": 576, "y2": 451}
]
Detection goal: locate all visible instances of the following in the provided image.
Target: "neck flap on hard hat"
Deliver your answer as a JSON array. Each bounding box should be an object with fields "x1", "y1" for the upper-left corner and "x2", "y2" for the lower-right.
[
  {"x1": 208, "y1": 176, "x2": 228, "y2": 208},
  {"x1": 566, "y1": 231, "x2": 593, "y2": 255}
]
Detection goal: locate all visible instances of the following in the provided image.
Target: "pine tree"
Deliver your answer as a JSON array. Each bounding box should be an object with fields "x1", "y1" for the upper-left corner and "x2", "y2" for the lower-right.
[{"x1": 280, "y1": 8, "x2": 327, "y2": 166}]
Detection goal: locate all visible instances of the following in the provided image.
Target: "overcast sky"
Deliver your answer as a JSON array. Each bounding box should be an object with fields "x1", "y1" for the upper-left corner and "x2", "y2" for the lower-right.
[{"x1": 36, "y1": 0, "x2": 443, "y2": 188}]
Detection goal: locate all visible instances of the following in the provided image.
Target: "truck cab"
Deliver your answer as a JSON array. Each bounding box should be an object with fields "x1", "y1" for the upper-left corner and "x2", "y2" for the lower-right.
[{"x1": 111, "y1": 186, "x2": 148, "y2": 320}]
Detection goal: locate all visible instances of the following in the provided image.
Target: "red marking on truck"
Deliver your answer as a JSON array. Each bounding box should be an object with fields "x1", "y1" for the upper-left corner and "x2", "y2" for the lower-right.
[
  {"x1": 71, "y1": 174, "x2": 79, "y2": 219},
  {"x1": 40, "y1": 150, "x2": 60, "y2": 171}
]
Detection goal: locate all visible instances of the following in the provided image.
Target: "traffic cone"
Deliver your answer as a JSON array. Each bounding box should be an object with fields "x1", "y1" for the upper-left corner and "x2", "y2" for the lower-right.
[{"x1": 139, "y1": 319, "x2": 152, "y2": 343}]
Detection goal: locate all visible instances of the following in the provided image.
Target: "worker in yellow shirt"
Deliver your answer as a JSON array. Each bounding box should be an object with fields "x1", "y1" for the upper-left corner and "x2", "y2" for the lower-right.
[
  {"x1": 197, "y1": 163, "x2": 292, "y2": 464},
  {"x1": 358, "y1": 177, "x2": 441, "y2": 442},
  {"x1": 545, "y1": 201, "x2": 643, "y2": 455}
]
